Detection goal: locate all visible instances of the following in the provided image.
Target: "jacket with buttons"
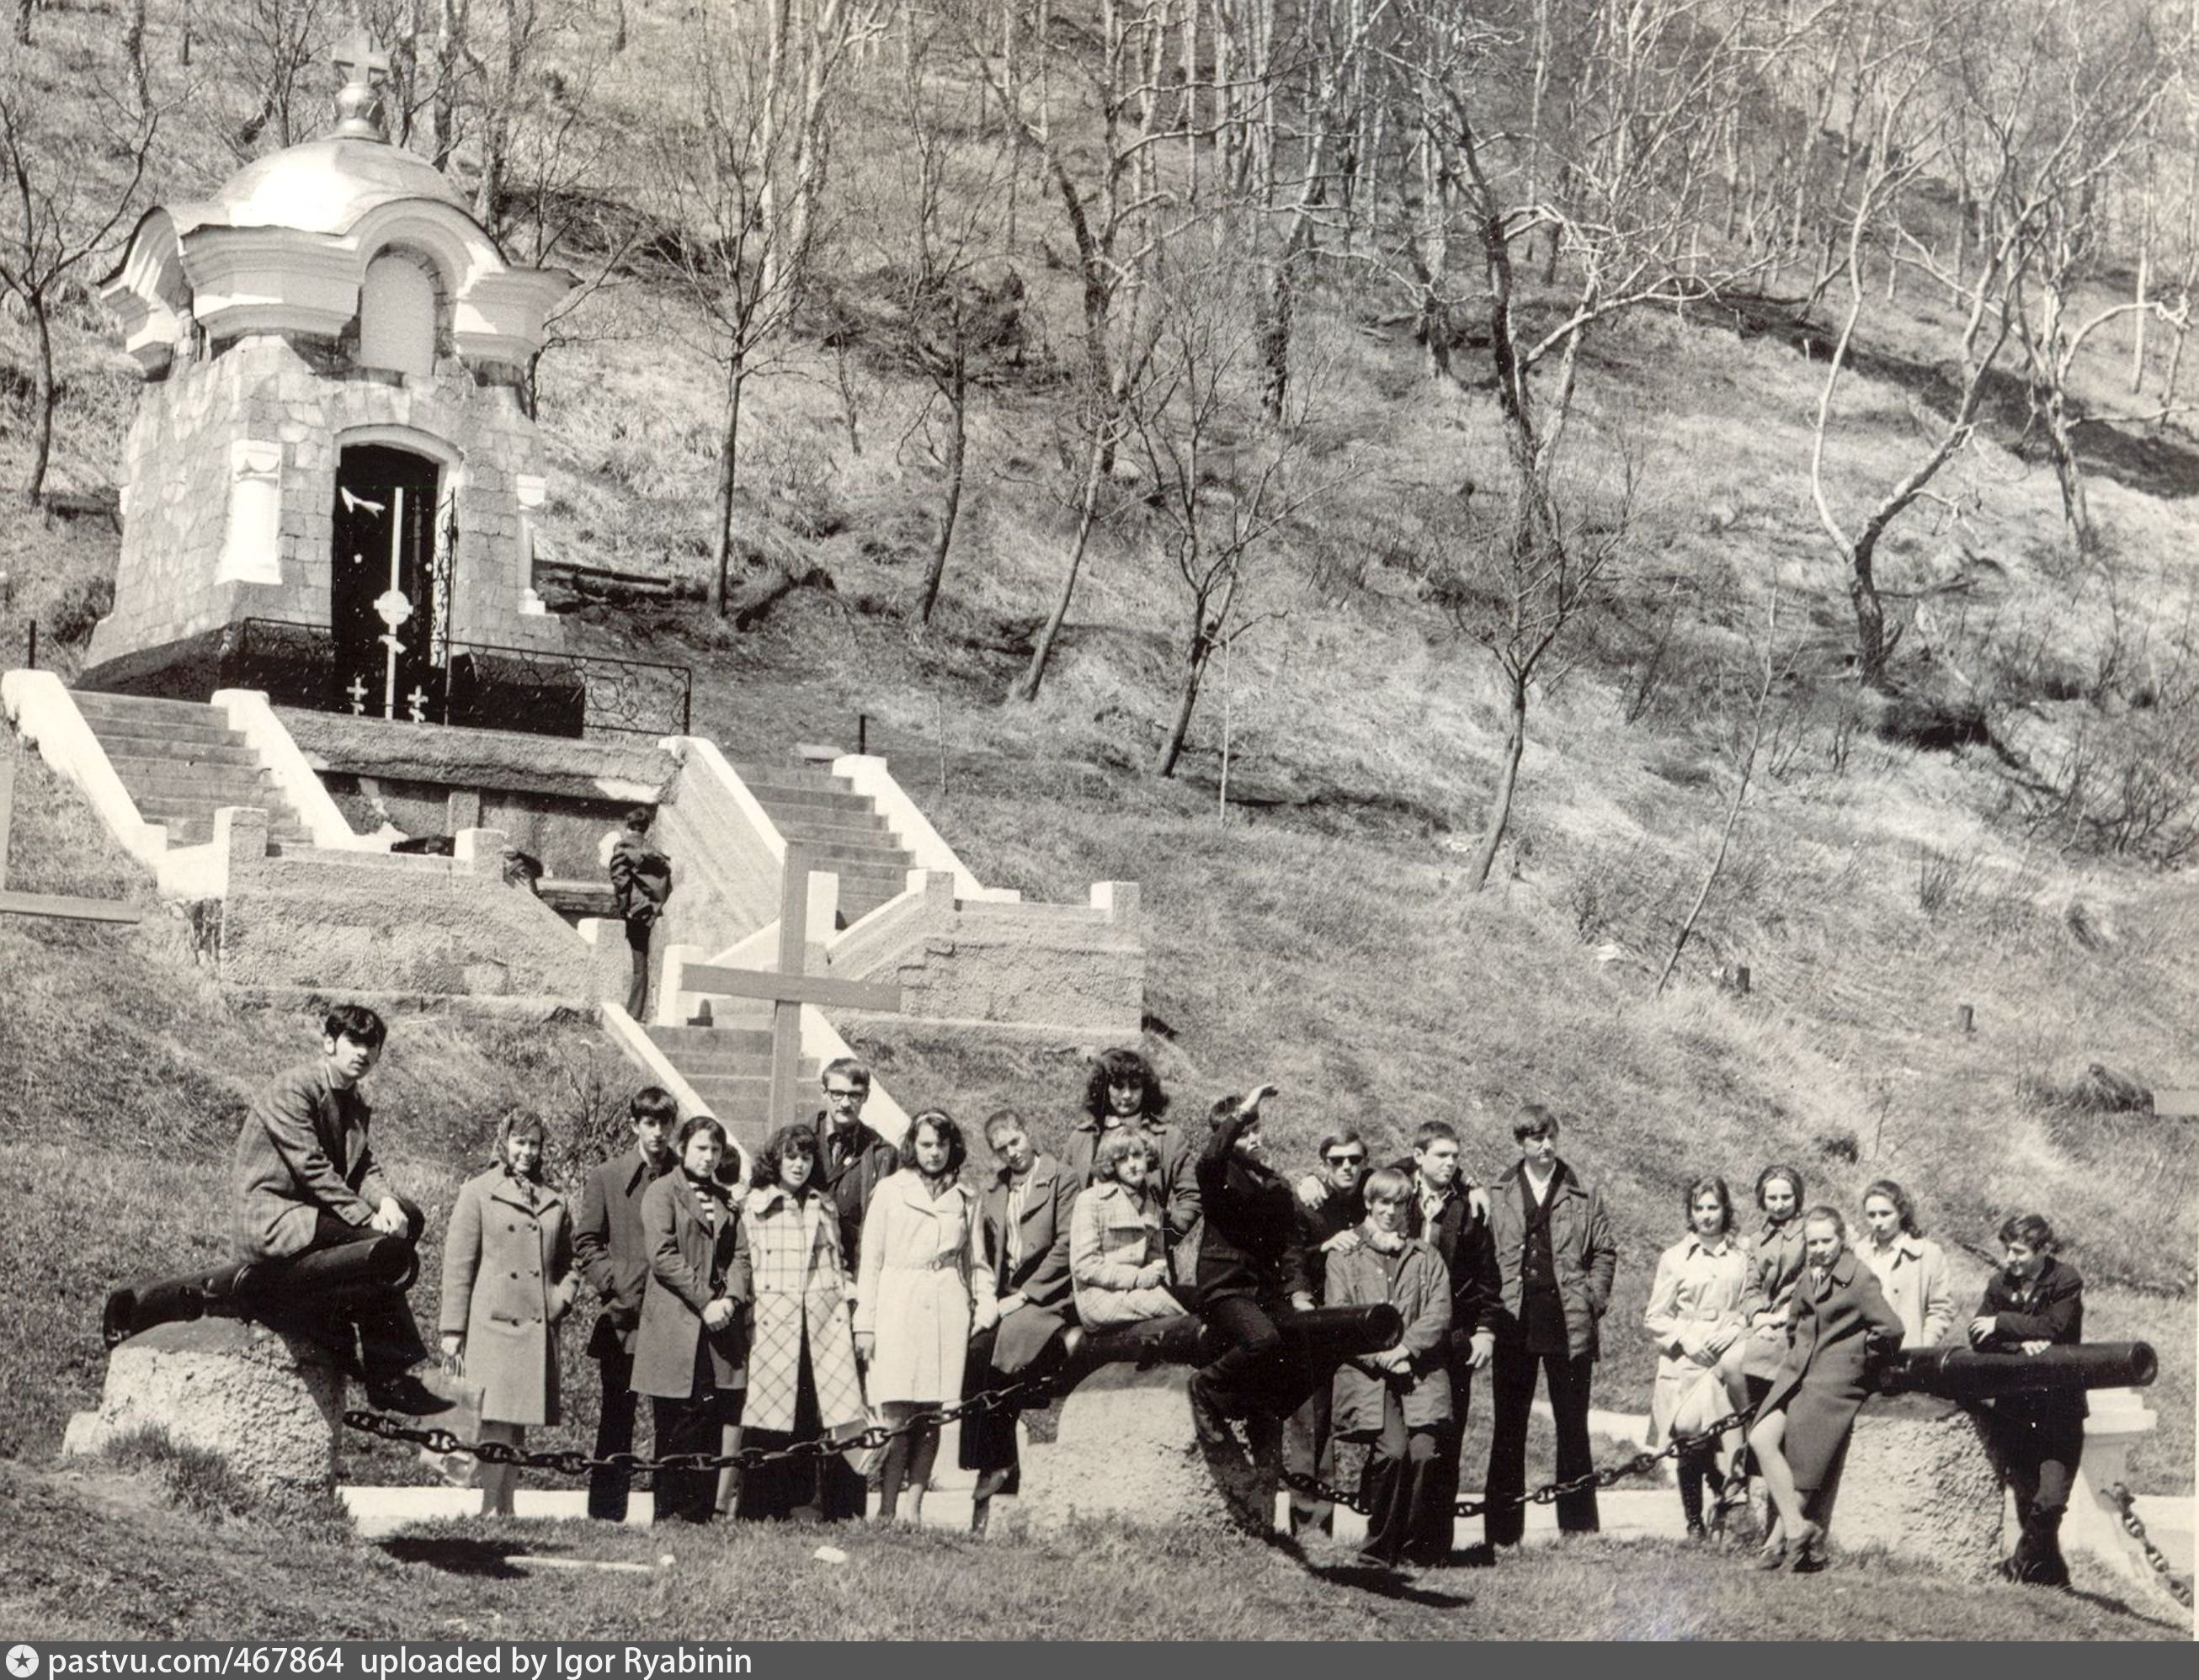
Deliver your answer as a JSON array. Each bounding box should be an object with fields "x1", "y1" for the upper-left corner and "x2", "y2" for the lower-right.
[{"x1": 439, "y1": 1165, "x2": 578, "y2": 1426}]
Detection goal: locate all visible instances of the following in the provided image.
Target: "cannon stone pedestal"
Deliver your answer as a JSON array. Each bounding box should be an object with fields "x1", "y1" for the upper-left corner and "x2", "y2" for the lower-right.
[
  {"x1": 63, "y1": 1317, "x2": 347, "y2": 1498},
  {"x1": 1834, "y1": 1399, "x2": 2008, "y2": 1579},
  {"x1": 1016, "y1": 1363, "x2": 1274, "y2": 1537}
]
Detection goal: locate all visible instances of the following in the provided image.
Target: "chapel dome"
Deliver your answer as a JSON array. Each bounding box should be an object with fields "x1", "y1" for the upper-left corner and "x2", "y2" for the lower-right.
[{"x1": 193, "y1": 135, "x2": 469, "y2": 238}]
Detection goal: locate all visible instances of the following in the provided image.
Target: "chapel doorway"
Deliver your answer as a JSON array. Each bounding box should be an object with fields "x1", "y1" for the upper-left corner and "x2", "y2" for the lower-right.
[{"x1": 331, "y1": 443, "x2": 449, "y2": 721}]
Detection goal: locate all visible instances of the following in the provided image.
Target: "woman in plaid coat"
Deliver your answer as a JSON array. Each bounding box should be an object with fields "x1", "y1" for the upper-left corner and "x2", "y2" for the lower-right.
[{"x1": 734, "y1": 1124, "x2": 869, "y2": 1522}]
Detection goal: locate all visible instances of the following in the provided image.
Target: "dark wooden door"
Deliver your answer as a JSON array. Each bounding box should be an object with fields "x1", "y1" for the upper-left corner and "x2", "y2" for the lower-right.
[{"x1": 331, "y1": 444, "x2": 445, "y2": 720}]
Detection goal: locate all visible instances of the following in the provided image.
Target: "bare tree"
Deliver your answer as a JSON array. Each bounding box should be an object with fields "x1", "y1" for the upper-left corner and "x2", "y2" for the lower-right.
[
  {"x1": 1126, "y1": 233, "x2": 1340, "y2": 776},
  {"x1": 0, "y1": 72, "x2": 161, "y2": 505},
  {"x1": 648, "y1": 14, "x2": 810, "y2": 617}
]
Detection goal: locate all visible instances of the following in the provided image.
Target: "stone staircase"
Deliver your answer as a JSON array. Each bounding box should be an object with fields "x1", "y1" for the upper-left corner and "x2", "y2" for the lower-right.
[
  {"x1": 71, "y1": 692, "x2": 317, "y2": 849},
  {"x1": 729, "y1": 761, "x2": 916, "y2": 925},
  {"x1": 645, "y1": 1020, "x2": 818, "y2": 1150}
]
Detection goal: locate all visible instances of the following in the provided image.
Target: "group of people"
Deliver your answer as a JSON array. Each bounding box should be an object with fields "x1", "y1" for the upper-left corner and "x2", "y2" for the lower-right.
[{"x1": 226, "y1": 1008, "x2": 2087, "y2": 1585}]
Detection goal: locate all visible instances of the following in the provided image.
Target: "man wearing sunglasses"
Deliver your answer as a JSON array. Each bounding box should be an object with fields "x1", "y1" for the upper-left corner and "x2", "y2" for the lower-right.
[{"x1": 1285, "y1": 1131, "x2": 1371, "y2": 1534}]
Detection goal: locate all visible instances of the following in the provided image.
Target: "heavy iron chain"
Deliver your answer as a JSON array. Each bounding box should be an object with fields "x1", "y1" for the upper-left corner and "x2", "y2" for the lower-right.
[
  {"x1": 2104, "y1": 1481, "x2": 2195, "y2": 1609},
  {"x1": 343, "y1": 1371, "x2": 1060, "y2": 1478},
  {"x1": 1279, "y1": 1407, "x2": 1755, "y2": 1521}
]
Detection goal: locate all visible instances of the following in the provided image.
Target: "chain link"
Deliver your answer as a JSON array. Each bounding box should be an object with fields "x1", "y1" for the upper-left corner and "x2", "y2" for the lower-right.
[
  {"x1": 344, "y1": 1372, "x2": 1057, "y2": 1477},
  {"x1": 2104, "y1": 1481, "x2": 2195, "y2": 1608},
  {"x1": 1281, "y1": 1408, "x2": 1753, "y2": 1521}
]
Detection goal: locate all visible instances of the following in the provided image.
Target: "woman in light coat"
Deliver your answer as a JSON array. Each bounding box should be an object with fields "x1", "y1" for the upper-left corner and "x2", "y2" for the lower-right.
[
  {"x1": 1855, "y1": 1178, "x2": 1953, "y2": 1348},
  {"x1": 736, "y1": 1123, "x2": 868, "y2": 1523},
  {"x1": 1643, "y1": 1176, "x2": 1751, "y2": 1541},
  {"x1": 439, "y1": 1111, "x2": 579, "y2": 1516},
  {"x1": 1069, "y1": 1127, "x2": 1185, "y2": 1327},
  {"x1": 854, "y1": 1110, "x2": 997, "y2": 1523}
]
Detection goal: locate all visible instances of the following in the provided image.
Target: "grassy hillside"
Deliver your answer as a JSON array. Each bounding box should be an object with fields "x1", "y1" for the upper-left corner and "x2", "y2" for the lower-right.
[{"x1": 3, "y1": 0, "x2": 2196, "y2": 1617}]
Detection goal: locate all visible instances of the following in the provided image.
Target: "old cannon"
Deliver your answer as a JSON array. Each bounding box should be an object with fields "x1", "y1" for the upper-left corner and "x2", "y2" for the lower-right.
[
  {"x1": 1877, "y1": 1340, "x2": 2157, "y2": 1400},
  {"x1": 1830, "y1": 1340, "x2": 2165, "y2": 1593},
  {"x1": 101, "y1": 1238, "x2": 421, "y2": 1350},
  {"x1": 1014, "y1": 1302, "x2": 1403, "y2": 1537}
]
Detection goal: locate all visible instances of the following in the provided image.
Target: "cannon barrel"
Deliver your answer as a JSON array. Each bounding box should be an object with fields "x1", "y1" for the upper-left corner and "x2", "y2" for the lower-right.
[
  {"x1": 102, "y1": 1237, "x2": 418, "y2": 1347},
  {"x1": 1057, "y1": 1302, "x2": 1403, "y2": 1390},
  {"x1": 1879, "y1": 1341, "x2": 2157, "y2": 1401}
]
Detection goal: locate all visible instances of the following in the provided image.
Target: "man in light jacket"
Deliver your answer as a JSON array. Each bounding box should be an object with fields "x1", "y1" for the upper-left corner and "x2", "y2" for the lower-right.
[
  {"x1": 1481, "y1": 1105, "x2": 1617, "y2": 1546},
  {"x1": 572, "y1": 1085, "x2": 679, "y2": 1521},
  {"x1": 229, "y1": 1005, "x2": 450, "y2": 1415}
]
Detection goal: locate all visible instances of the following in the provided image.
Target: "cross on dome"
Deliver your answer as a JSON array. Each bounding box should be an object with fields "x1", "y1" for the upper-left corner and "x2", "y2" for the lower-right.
[{"x1": 329, "y1": 31, "x2": 391, "y2": 141}]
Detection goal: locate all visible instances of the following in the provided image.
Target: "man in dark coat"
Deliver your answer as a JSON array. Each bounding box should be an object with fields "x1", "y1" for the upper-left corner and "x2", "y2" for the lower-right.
[
  {"x1": 809, "y1": 1058, "x2": 898, "y2": 1276},
  {"x1": 229, "y1": 1004, "x2": 450, "y2": 1415},
  {"x1": 572, "y1": 1085, "x2": 679, "y2": 1521},
  {"x1": 1970, "y1": 1212, "x2": 2087, "y2": 1587},
  {"x1": 1285, "y1": 1129, "x2": 1368, "y2": 1535},
  {"x1": 608, "y1": 807, "x2": 673, "y2": 1019},
  {"x1": 1190, "y1": 1088, "x2": 1315, "y2": 1436},
  {"x1": 961, "y1": 1109, "x2": 1079, "y2": 1530},
  {"x1": 1481, "y1": 1105, "x2": 1617, "y2": 1545},
  {"x1": 1399, "y1": 1121, "x2": 1500, "y2": 1548}
]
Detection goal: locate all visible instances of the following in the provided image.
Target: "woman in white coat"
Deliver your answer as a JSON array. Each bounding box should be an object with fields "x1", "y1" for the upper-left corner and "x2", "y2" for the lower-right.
[
  {"x1": 1643, "y1": 1176, "x2": 1752, "y2": 1541},
  {"x1": 855, "y1": 1110, "x2": 997, "y2": 1523},
  {"x1": 1856, "y1": 1178, "x2": 1954, "y2": 1349}
]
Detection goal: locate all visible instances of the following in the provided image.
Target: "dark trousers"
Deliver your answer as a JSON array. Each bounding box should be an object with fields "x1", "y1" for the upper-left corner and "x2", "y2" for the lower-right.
[
  {"x1": 1485, "y1": 1342, "x2": 1599, "y2": 1544},
  {"x1": 588, "y1": 1344, "x2": 643, "y2": 1522},
  {"x1": 1284, "y1": 1380, "x2": 1335, "y2": 1534},
  {"x1": 1355, "y1": 1392, "x2": 1448, "y2": 1566},
  {"x1": 259, "y1": 1200, "x2": 429, "y2": 1380},
  {"x1": 625, "y1": 918, "x2": 654, "y2": 1019},
  {"x1": 1195, "y1": 1295, "x2": 1312, "y2": 1420},
  {"x1": 1424, "y1": 1358, "x2": 1477, "y2": 1532},
  {"x1": 739, "y1": 1340, "x2": 865, "y2": 1523},
  {"x1": 650, "y1": 1377, "x2": 740, "y2": 1525}
]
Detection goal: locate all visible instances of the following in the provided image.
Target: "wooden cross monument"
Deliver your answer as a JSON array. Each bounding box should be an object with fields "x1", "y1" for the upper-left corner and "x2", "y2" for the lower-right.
[
  {"x1": 0, "y1": 747, "x2": 142, "y2": 927},
  {"x1": 682, "y1": 843, "x2": 901, "y2": 1128}
]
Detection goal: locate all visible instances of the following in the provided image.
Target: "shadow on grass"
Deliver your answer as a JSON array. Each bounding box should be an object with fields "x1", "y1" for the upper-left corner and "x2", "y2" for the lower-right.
[
  {"x1": 1709, "y1": 290, "x2": 2199, "y2": 503},
  {"x1": 378, "y1": 1535, "x2": 533, "y2": 1579},
  {"x1": 1303, "y1": 1561, "x2": 1475, "y2": 1608}
]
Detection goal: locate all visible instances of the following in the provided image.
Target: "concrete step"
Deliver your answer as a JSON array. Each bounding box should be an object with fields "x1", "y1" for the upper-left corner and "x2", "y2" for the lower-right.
[
  {"x1": 743, "y1": 786, "x2": 876, "y2": 818},
  {"x1": 647, "y1": 1025, "x2": 780, "y2": 1054},
  {"x1": 71, "y1": 692, "x2": 230, "y2": 726},
  {"x1": 729, "y1": 763, "x2": 849, "y2": 792},
  {"x1": 769, "y1": 807, "x2": 892, "y2": 839},
  {"x1": 133, "y1": 796, "x2": 311, "y2": 837},
  {"x1": 793, "y1": 843, "x2": 915, "y2": 875},
  {"x1": 85, "y1": 717, "x2": 249, "y2": 750},
  {"x1": 95, "y1": 736, "x2": 263, "y2": 767},
  {"x1": 107, "y1": 763, "x2": 283, "y2": 800}
]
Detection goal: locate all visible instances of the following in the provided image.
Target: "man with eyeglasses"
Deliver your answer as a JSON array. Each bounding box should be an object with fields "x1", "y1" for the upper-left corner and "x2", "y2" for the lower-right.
[
  {"x1": 808, "y1": 1058, "x2": 899, "y2": 1279},
  {"x1": 1285, "y1": 1130, "x2": 1370, "y2": 1535}
]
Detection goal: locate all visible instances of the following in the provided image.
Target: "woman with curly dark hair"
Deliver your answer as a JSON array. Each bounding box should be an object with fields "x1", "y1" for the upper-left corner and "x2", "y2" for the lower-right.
[
  {"x1": 734, "y1": 1124, "x2": 868, "y2": 1522},
  {"x1": 854, "y1": 1110, "x2": 997, "y2": 1523},
  {"x1": 1065, "y1": 1047, "x2": 1201, "y2": 1281}
]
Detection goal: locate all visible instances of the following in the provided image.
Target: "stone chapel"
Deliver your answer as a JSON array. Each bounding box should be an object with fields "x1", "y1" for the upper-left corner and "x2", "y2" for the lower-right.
[{"x1": 84, "y1": 37, "x2": 581, "y2": 731}]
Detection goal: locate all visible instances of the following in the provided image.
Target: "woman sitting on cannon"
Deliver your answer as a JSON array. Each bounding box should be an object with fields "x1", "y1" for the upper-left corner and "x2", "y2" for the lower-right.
[
  {"x1": 1070, "y1": 1127, "x2": 1186, "y2": 1328},
  {"x1": 1744, "y1": 1204, "x2": 1903, "y2": 1573},
  {"x1": 1969, "y1": 1211, "x2": 2087, "y2": 1587}
]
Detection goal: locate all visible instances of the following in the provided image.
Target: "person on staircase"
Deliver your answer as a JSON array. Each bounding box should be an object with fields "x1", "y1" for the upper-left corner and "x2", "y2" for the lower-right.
[
  {"x1": 1064, "y1": 1049, "x2": 1201, "y2": 1284},
  {"x1": 1969, "y1": 1211, "x2": 2087, "y2": 1588},
  {"x1": 572, "y1": 1086, "x2": 680, "y2": 1523},
  {"x1": 438, "y1": 1110, "x2": 579, "y2": 1518},
  {"x1": 961, "y1": 1109, "x2": 1078, "y2": 1534},
  {"x1": 229, "y1": 1004, "x2": 451, "y2": 1415},
  {"x1": 1481, "y1": 1105, "x2": 1618, "y2": 1548},
  {"x1": 608, "y1": 806, "x2": 673, "y2": 1021},
  {"x1": 632, "y1": 1115, "x2": 750, "y2": 1525},
  {"x1": 855, "y1": 1110, "x2": 998, "y2": 1525}
]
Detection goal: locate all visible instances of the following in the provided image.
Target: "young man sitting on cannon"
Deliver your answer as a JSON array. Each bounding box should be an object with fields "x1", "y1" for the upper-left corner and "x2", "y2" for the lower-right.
[{"x1": 228, "y1": 1005, "x2": 453, "y2": 1415}]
